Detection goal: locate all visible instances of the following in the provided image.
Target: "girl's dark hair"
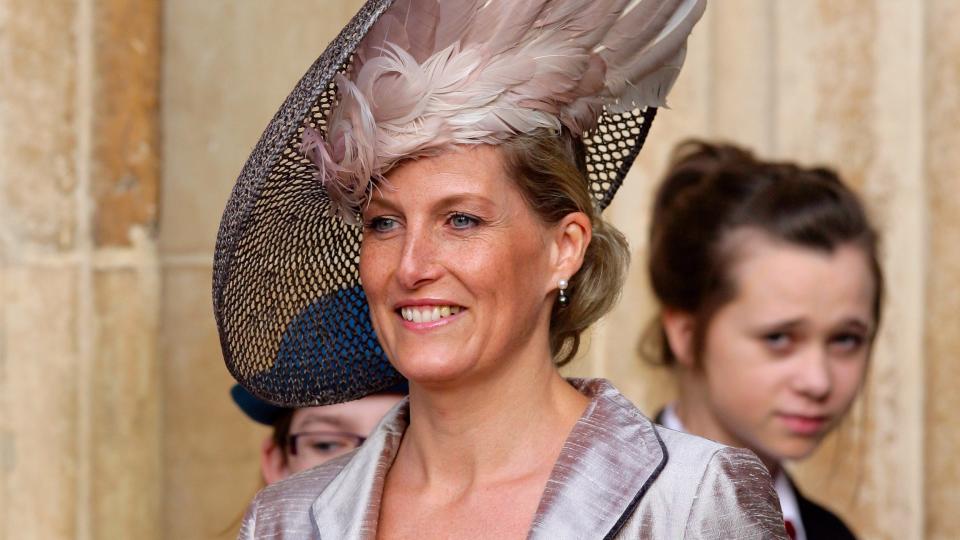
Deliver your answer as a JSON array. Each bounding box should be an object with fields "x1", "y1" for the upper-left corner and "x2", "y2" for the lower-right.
[{"x1": 643, "y1": 140, "x2": 884, "y2": 366}]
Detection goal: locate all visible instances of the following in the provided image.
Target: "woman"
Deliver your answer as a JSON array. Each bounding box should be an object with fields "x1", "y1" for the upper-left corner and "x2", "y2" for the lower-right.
[
  {"x1": 216, "y1": 1, "x2": 787, "y2": 537},
  {"x1": 645, "y1": 141, "x2": 882, "y2": 539}
]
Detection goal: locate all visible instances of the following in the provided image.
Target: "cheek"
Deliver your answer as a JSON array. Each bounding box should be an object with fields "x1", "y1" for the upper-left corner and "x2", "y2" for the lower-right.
[
  {"x1": 830, "y1": 357, "x2": 869, "y2": 405},
  {"x1": 701, "y1": 328, "x2": 784, "y2": 408},
  {"x1": 705, "y1": 361, "x2": 776, "y2": 410},
  {"x1": 359, "y1": 242, "x2": 388, "y2": 299},
  {"x1": 456, "y1": 234, "x2": 549, "y2": 295},
  {"x1": 701, "y1": 324, "x2": 752, "y2": 384}
]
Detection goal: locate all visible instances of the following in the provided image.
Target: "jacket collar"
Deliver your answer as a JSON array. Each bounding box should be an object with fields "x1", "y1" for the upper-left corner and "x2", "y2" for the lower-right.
[
  {"x1": 311, "y1": 378, "x2": 667, "y2": 539},
  {"x1": 527, "y1": 379, "x2": 667, "y2": 538},
  {"x1": 310, "y1": 401, "x2": 406, "y2": 539}
]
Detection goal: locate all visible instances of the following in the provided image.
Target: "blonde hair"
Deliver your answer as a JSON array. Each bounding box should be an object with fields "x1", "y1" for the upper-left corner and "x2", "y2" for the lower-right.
[{"x1": 500, "y1": 130, "x2": 630, "y2": 365}]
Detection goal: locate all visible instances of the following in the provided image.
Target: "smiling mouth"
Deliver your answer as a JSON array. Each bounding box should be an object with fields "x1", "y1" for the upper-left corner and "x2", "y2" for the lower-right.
[{"x1": 398, "y1": 305, "x2": 463, "y2": 324}]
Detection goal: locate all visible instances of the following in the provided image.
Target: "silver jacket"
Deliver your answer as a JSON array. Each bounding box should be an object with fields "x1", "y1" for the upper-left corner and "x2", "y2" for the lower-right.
[{"x1": 239, "y1": 379, "x2": 787, "y2": 539}]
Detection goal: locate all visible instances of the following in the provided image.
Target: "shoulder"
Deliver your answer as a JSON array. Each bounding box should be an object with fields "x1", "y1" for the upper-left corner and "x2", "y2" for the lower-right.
[
  {"x1": 238, "y1": 452, "x2": 354, "y2": 539},
  {"x1": 655, "y1": 424, "x2": 730, "y2": 468},
  {"x1": 793, "y1": 482, "x2": 858, "y2": 540},
  {"x1": 649, "y1": 426, "x2": 775, "y2": 498},
  {"x1": 629, "y1": 427, "x2": 787, "y2": 539},
  {"x1": 654, "y1": 425, "x2": 774, "y2": 486}
]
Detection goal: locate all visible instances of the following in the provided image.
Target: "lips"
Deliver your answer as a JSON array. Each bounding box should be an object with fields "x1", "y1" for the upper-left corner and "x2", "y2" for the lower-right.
[{"x1": 777, "y1": 413, "x2": 829, "y2": 436}]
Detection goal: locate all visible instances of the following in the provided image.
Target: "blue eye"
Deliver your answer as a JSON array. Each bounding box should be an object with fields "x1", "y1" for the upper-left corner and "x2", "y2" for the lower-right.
[
  {"x1": 763, "y1": 332, "x2": 792, "y2": 352},
  {"x1": 829, "y1": 333, "x2": 865, "y2": 354},
  {"x1": 366, "y1": 216, "x2": 398, "y2": 233},
  {"x1": 449, "y1": 213, "x2": 479, "y2": 230}
]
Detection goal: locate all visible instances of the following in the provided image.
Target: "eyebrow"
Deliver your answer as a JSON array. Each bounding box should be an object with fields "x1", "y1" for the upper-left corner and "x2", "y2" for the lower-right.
[
  {"x1": 431, "y1": 193, "x2": 497, "y2": 212},
  {"x1": 365, "y1": 196, "x2": 401, "y2": 215},
  {"x1": 365, "y1": 193, "x2": 497, "y2": 215},
  {"x1": 836, "y1": 318, "x2": 871, "y2": 333},
  {"x1": 754, "y1": 317, "x2": 872, "y2": 333},
  {"x1": 756, "y1": 319, "x2": 804, "y2": 332}
]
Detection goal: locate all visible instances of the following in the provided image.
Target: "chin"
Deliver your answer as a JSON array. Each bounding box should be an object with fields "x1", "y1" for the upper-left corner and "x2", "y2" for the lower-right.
[
  {"x1": 766, "y1": 437, "x2": 822, "y2": 463},
  {"x1": 389, "y1": 349, "x2": 478, "y2": 385}
]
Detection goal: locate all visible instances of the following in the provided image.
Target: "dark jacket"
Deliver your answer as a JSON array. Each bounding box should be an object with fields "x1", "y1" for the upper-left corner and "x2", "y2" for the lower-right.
[{"x1": 790, "y1": 476, "x2": 857, "y2": 540}]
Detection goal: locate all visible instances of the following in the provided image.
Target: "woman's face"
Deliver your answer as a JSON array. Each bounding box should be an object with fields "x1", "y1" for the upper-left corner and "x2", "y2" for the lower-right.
[
  {"x1": 691, "y1": 232, "x2": 875, "y2": 464},
  {"x1": 359, "y1": 145, "x2": 560, "y2": 385}
]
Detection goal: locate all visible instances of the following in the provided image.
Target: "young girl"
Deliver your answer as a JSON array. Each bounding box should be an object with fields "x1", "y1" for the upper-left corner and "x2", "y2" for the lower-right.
[{"x1": 646, "y1": 141, "x2": 883, "y2": 540}]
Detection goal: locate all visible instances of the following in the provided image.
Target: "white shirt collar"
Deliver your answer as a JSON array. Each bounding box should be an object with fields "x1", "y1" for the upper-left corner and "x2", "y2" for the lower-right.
[{"x1": 660, "y1": 403, "x2": 807, "y2": 540}]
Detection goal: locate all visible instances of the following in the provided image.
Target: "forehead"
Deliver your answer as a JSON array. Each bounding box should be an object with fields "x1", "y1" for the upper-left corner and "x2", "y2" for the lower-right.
[
  {"x1": 725, "y1": 232, "x2": 875, "y2": 322},
  {"x1": 371, "y1": 145, "x2": 517, "y2": 207},
  {"x1": 289, "y1": 403, "x2": 350, "y2": 430}
]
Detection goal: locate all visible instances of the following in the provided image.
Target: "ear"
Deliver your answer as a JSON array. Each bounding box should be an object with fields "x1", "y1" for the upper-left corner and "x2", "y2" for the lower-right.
[
  {"x1": 661, "y1": 308, "x2": 697, "y2": 368},
  {"x1": 259, "y1": 436, "x2": 289, "y2": 485},
  {"x1": 548, "y1": 211, "x2": 592, "y2": 290}
]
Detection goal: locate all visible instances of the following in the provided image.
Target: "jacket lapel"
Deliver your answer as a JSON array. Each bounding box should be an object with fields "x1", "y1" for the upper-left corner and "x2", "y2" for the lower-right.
[
  {"x1": 309, "y1": 380, "x2": 665, "y2": 539},
  {"x1": 527, "y1": 379, "x2": 668, "y2": 539},
  {"x1": 311, "y1": 399, "x2": 409, "y2": 539}
]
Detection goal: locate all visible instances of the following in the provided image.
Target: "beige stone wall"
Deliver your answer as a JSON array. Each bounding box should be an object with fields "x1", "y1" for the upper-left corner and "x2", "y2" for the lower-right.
[
  {"x1": 923, "y1": 1, "x2": 960, "y2": 535},
  {"x1": 0, "y1": 0, "x2": 162, "y2": 539},
  {"x1": 2, "y1": 1, "x2": 957, "y2": 539}
]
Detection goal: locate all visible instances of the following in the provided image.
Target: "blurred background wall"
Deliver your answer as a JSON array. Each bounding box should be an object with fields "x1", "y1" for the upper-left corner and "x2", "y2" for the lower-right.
[{"x1": 0, "y1": 1, "x2": 957, "y2": 539}]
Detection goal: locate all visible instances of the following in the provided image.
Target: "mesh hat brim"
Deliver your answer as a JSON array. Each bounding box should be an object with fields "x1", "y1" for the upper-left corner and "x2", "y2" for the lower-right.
[{"x1": 214, "y1": 0, "x2": 657, "y2": 407}]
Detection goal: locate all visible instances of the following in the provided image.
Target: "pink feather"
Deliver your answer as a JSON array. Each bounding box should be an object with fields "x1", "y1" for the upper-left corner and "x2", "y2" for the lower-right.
[
  {"x1": 305, "y1": 0, "x2": 707, "y2": 217},
  {"x1": 392, "y1": 0, "x2": 441, "y2": 63},
  {"x1": 433, "y1": 0, "x2": 486, "y2": 52}
]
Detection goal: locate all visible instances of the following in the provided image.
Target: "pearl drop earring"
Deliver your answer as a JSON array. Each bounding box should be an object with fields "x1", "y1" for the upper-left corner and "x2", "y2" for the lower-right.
[{"x1": 558, "y1": 278, "x2": 569, "y2": 306}]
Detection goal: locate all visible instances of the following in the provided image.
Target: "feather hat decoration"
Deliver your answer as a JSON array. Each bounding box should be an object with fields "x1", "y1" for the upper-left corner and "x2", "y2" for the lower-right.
[
  {"x1": 304, "y1": 0, "x2": 707, "y2": 221},
  {"x1": 214, "y1": 0, "x2": 707, "y2": 407}
]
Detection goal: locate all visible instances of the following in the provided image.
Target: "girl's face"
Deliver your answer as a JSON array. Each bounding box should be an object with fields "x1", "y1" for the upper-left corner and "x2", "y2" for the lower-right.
[
  {"x1": 685, "y1": 232, "x2": 876, "y2": 464},
  {"x1": 359, "y1": 145, "x2": 564, "y2": 386}
]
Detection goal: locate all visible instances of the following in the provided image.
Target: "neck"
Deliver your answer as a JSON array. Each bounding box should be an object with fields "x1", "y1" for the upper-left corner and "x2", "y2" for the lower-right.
[{"x1": 398, "y1": 349, "x2": 589, "y2": 491}]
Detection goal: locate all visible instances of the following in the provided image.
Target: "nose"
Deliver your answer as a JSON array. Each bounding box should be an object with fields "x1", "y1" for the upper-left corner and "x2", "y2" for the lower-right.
[
  {"x1": 394, "y1": 223, "x2": 443, "y2": 290},
  {"x1": 792, "y1": 348, "x2": 832, "y2": 401}
]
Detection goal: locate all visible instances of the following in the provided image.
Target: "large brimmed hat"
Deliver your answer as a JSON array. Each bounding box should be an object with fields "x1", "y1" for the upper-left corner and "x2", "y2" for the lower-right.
[
  {"x1": 231, "y1": 379, "x2": 409, "y2": 426},
  {"x1": 214, "y1": 0, "x2": 706, "y2": 407}
]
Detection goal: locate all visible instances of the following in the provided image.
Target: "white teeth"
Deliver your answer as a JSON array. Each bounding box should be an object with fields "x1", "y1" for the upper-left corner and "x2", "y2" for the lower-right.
[{"x1": 400, "y1": 305, "x2": 463, "y2": 323}]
